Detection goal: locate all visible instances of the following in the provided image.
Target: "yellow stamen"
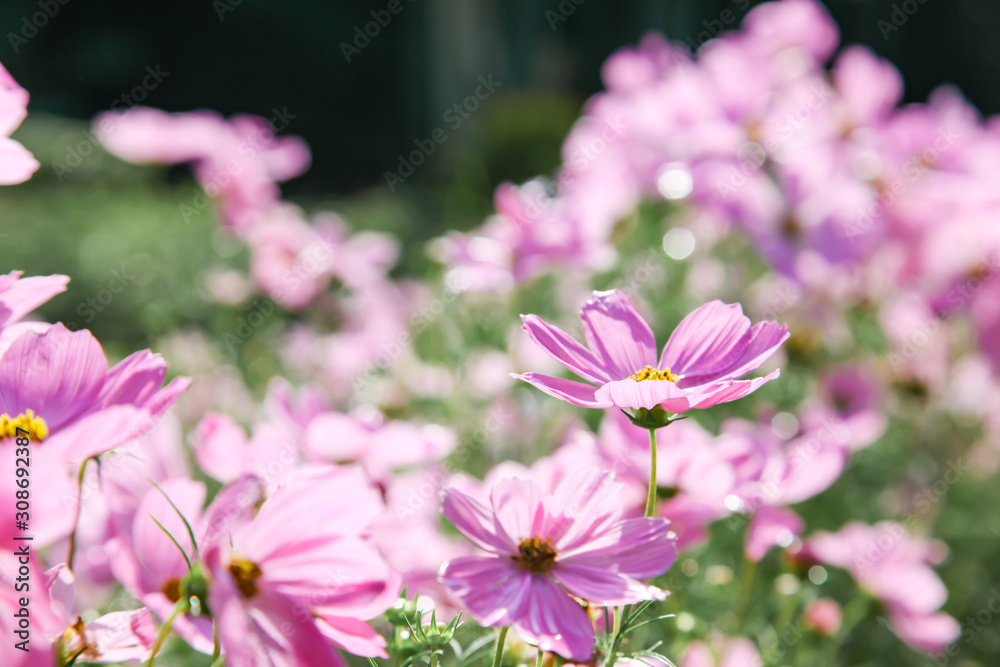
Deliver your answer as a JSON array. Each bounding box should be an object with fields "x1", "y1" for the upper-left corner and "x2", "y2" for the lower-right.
[
  {"x1": 229, "y1": 557, "x2": 263, "y2": 598},
  {"x1": 517, "y1": 536, "x2": 557, "y2": 573},
  {"x1": 1, "y1": 410, "x2": 48, "y2": 441},
  {"x1": 628, "y1": 365, "x2": 679, "y2": 383}
]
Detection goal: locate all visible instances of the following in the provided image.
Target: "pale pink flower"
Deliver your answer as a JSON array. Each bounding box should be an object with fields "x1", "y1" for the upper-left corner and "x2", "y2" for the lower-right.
[
  {"x1": 515, "y1": 290, "x2": 787, "y2": 412},
  {"x1": 204, "y1": 467, "x2": 401, "y2": 667},
  {"x1": 681, "y1": 636, "x2": 761, "y2": 667},
  {"x1": 804, "y1": 521, "x2": 960, "y2": 652},
  {"x1": 439, "y1": 469, "x2": 677, "y2": 660}
]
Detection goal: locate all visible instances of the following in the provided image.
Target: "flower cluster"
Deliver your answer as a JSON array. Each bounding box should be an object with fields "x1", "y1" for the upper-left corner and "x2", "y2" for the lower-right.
[{"x1": 1, "y1": 0, "x2": 988, "y2": 665}]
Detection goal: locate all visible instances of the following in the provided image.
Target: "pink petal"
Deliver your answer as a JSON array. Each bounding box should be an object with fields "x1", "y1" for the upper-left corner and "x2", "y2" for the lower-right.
[
  {"x1": 514, "y1": 573, "x2": 595, "y2": 661},
  {"x1": 593, "y1": 377, "x2": 692, "y2": 411},
  {"x1": 512, "y1": 372, "x2": 610, "y2": 408},
  {"x1": 520, "y1": 314, "x2": 613, "y2": 384},
  {"x1": 45, "y1": 405, "x2": 154, "y2": 460},
  {"x1": 262, "y1": 535, "x2": 400, "y2": 620},
  {"x1": 745, "y1": 506, "x2": 803, "y2": 562},
  {"x1": 438, "y1": 556, "x2": 531, "y2": 627},
  {"x1": 887, "y1": 606, "x2": 960, "y2": 653},
  {"x1": 0, "y1": 272, "x2": 68, "y2": 328},
  {"x1": 238, "y1": 467, "x2": 383, "y2": 558},
  {"x1": 85, "y1": 608, "x2": 157, "y2": 663},
  {"x1": 0, "y1": 137, "x2": 38, "y2": 184},
  {"x1": 193, "y1": 412, "x2": 248, "y2": 483},
  {"x1": 490, "y1": 477, "x2": 547, "y2": 546},
  {"x1": 553, "y1": 564, "x2": 666, "y2": 606},
  {"x1": 97, "y1": 350, "x2": 167, "y2": 409},
  {"x1": 0, "y1": 323, "x2": 107, "y2": 430},
  {"x1": 579, "y1": 290, "x2": 657, "y2": 378},
  {"x1": 316, "y1": 616, "x2": 387, "y2": 658},
  {"x1": 659, "y1": 301, "x2": 752, "y2": 379},
  {"x1": 200, "y1": 474, "x2": 267, "y2": 547},
  {"x1": 688, "y1": 370, "x2": 782, "y2": 409},
  {"x1": 442, "y1": 488, "x2": 518, "y2": 556},
  {"x1": 558, "y1": 517, "x2": 676, "y2": 580}
]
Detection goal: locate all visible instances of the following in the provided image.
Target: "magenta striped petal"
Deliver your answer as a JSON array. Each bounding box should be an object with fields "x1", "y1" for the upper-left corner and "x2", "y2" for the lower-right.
[
  {"x1": 553, "y1": 564, "x2": 666, "y2": 606},
  {"x1": 580, "y1": 290, "x2": 658, "y2": 378},
  {"x1": 443, "y1": 488, "x2": 518, "y2": 556},
  {"x1": 659, "y1": 301, "x2": 751, "y2": 374},
  {"x1": 514, "y1": 573, "x2": 595, "y2": 661},
  {"x1": 0, "y1": 323, "x2": 107, "y2": 430},
  {"x1": 438, "y1": 556, "x2": 531, "y2": 627},
  {"x1": 512, "y1": 372, "x2": 610, "y2": 408},
  {"x1": 688, "y1": 370, "x2": 781, "y2": 409},
  {"x1": 558, "y1": 517, "x2": 677, "y2": 579},
  {"x1": 520, "y1": 314, "x2": 614, "y2": 384}
]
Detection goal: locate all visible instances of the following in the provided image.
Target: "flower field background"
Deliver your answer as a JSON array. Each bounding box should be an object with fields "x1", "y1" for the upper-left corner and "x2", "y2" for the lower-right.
[{"x1": 2, "y1": 1, "x2": 1000, "y2": 666}]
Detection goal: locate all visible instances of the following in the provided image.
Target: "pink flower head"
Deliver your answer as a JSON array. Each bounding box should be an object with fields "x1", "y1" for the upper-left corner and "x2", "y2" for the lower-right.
[
  {"x1": 203, "y1": 467, "x2": 401, "y2": 667},
  {"x1": 514, "y1": 290, "x2": 788, "y2": 413},
  {"x1": 0, "y1": 63, "x2": 38, "y2": 184},
  {"x1": 804, "y1": 521, "x2": 959, "y2": 652},
  {"x1": 0, "y1": 324, "x2": 189, "y2": 547},
  {"x1": 439, "y1": 469, "x2": 677, "y2": 660}
]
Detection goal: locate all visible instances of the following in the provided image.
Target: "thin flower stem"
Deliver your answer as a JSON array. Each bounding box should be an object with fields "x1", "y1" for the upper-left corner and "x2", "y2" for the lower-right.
[
  {"x1": 535, "y1": 647, "x2": 543, "y2": 667},
  {"x1": 737, "y1": 557, "x2": 757, "y2": 622},
  {"x1": 66, "y1": 457, "x2": 92, "y2": 571},
  {"x1": 146, "y1": 602, "x2": 184, "y2": 667},
  {"x1": 430, "y1": 649, "x2": 439, "y2": 667},
  {"x1": 603, "y1": 606, "x2": 624, "y2": 667},
  {"x1": 645, "y1": 428, "x2": 658, "y2": 518},
  {"x1": 212, "y1": 619, "x2": 221, "y2": 662},
  {"x1": 492, "y1": 626, "x2": 508, "y2": 667}
]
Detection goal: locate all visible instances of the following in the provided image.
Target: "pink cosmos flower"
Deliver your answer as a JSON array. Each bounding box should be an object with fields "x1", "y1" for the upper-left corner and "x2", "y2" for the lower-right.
[
  {"x1": 0, "y1": 63, "x2": 39, "y2": 184},
  {"x1": 515, "y1": 290, "x2": 788, "y2": 413},
  {"x1": 804, "y1": 521, "x2": 960, "y2": 652},
  {"x1": 439, "y1": 469, "x2": 677, "y2": 661},
  {"x1": 0, "y1": 324, "x2": 189, "y2": 547},
  {"x1": 203, "y1": 466, "x2": 402, "y2": 667}
]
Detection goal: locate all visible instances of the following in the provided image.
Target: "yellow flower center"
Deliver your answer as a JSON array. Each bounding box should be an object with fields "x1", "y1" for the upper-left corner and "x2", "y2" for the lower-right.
[
  {"x1": 628, "y1": 365, "x2": 679, "y2": 383},
  {"x1": 517, "y1": 536, "x2": 557, "y2": 573},
  {"x1": 1, "y1": 410, "x2": 48, "y2": 441},
  {"x1": 229, "y1": 557, "x2": 263, "y2": 598}
]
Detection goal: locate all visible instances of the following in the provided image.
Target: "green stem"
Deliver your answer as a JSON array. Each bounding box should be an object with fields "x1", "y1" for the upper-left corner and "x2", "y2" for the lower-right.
[
  {"x1": 67, "y1": 457, "x2": 91, "y2": 571},
  {"x1": 430, "y1": 649, "x2": 439, "y2": 667},
  {"x1": 212, "y1": 618, "x2": 221, "y2": 662},
  {"x1": 492, "y1": 626, "x2": 508, "y2": 667},
  {"x1": 645, "y1": 428, "x2": 658, "y2": 518},
  {"x1": 604, "y1": 606, "x2": 624, "y2": 667},
  {"x1": 146, "y1": 603, "x2": 184, "y2": 667},
  {"x1": 736, "y1": 557, "x2": 757, "y2": 624},
  {"x1": 535, "y1": 647, "x2": 543, "y2": 667}
]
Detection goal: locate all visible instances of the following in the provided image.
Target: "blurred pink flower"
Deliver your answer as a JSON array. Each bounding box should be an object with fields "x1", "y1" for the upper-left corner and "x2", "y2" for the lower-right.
[
  {"x1": 804, "y1": 598, "x2": 842, "y2": 635},
  {"x1": 680, "y1": 636, "x2": 761, "y2": 667},
  {"x1": 804, "y1": 521, "x2": 960, "y2": 652},
  {"x1": 515, "y1": 290, "x2": 787, "y2": 413},
  {"x1": 96, "y1": 107, "x2": 310, "y2": 230},
  {"x1": 0, "y1": 63, "x2": 38, "y2": 184},
  {"x1": 439, "y1": 469, "x2": 676, "y2": 660}
]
